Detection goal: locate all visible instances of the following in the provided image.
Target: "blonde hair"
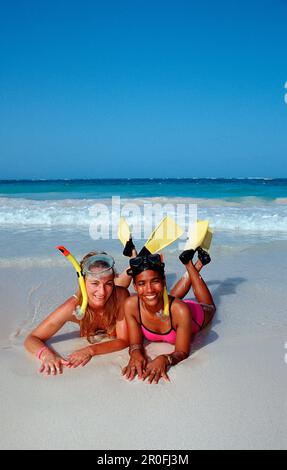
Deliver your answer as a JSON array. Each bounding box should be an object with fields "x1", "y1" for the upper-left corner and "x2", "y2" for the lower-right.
[{"x1": 76, "y1": 252, "x2": 118, "y2": 342}]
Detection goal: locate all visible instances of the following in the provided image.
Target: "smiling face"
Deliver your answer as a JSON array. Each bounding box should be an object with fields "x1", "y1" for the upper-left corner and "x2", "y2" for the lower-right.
[
  {"x1": 85, "y1": 269, "x2": 115, "y2": 309},
  {"x1": 133, "y1": 269, "x2": 165, "y2": 309}
]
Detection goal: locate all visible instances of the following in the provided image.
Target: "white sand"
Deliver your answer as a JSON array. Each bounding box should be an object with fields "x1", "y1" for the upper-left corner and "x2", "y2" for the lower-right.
[{"x1": 1, "y1": 240, "x2": 287, "y2": 450}]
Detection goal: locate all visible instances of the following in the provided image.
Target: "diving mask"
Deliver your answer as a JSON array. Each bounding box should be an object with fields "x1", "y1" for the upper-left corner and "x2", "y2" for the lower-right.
[
  {"x1": 82, "y1": 253, "x2": 115, "y2": 278},
  {"x1": 127, "y1": 253, "x2": 165, "y2": 276}
]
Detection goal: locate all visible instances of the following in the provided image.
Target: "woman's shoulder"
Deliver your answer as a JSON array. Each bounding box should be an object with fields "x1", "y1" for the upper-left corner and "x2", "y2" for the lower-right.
[
  {"x1": 57, "y1": 296, "x2": 80, "y2": 320},
  {"x1": 124, "y1": 293, "x2": 138, "y2": 305},
  {"x1": 123, "y1": 293, "x2": 139, "y2": 314},
  {"x1": 170, "y1": 296, "x2": 187, "y2": 309},
  {"x1": 170, "y1": 297, "x2": 192, "y2": 322},
  {"x1": 114, "y1": 285, "x2": 130, "y2": 301}
]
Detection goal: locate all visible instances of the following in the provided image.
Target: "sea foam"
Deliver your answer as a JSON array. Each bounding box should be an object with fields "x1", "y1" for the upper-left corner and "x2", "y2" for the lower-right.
[{"x1": 0, "y1": 197, "x2": 287, "y2": 233}]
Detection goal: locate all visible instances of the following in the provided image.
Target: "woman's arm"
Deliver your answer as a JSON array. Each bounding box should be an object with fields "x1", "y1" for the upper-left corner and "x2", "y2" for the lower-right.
[
  {"x1": 171, "y1": 299, "x2": 192, "y2": 358},
  {"x1": 24, "y1": 297, "x2": 78, "y2": 375},
  {"x1": 142, "y1": 299, "x2": 191, "y2": 383},
  {"x1": 66, "y1": 287, "x2": 130, "y2": 367},
  {"x1": 122, "y1": 296, "x2": 147, "y2": 380},
  {"x1": 89, "y1": 288, "x2": 130, "y2": 355}
]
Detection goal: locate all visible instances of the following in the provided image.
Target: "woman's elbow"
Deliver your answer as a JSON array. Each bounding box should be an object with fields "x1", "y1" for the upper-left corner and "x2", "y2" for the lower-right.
[
  {"x1": 24, "y1": 333, "x2": 41, "y2": 352},
  {"x1": 24, "y1": 334, "x2": 31, "y2": 350},
  {"x1": 117, "y1": 338, "x2": 129, "y2": 349},
  {"x1": 23, "y1": 334, "x2": 34, "y2": 353}
]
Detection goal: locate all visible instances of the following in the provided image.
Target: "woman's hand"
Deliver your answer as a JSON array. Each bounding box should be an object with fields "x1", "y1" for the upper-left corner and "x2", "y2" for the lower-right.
[
  {"x1": 142, "y1": 355, "x2": 170, "y2": 384},
  {"x1": 66, "y1": 347, "x2": 93, "y2": 368},
  {"x1": 122, "y1": 350, "x2": 147, "y2": 380},
  {"x1": 39, "y1": 349, "x2": 69, "y2": 376}
]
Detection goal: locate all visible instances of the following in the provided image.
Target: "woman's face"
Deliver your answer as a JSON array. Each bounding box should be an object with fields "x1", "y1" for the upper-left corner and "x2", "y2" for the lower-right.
[
  {"x1": 85, "y1": 269, "x2": 114, "y2": 308},
  {"x1": 133, "y1": 270, "x2": 165, "y2": 308}
]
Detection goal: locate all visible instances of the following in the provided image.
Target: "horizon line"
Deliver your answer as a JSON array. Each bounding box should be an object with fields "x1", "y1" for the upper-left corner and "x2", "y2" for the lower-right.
[{"x1": 0, "y1": 177, "x2": 286, "y2": 182}]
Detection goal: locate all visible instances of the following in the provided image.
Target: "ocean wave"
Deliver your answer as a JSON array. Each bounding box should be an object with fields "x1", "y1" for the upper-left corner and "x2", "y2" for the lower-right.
[
  {"x1": 1, "y1": 197, "x2": 287, "y2": 232},
  {"x1": 0, "y1": 257, "x2": 66, "y2": 268}
]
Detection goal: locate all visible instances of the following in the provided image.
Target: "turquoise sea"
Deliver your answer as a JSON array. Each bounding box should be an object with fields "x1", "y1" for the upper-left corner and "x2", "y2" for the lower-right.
[
  {"x1": 0, "y1": 178, "x2": 286, "y2": 263},
  {"x1": 1, "y1": 178, "x2": 287, "y2": 200}
]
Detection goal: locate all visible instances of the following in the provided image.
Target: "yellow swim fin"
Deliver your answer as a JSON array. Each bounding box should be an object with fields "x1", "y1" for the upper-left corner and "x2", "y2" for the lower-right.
[
  {"x1": 142, "y1": 215, "x2": 184, "y2": 255},
  {"x1": 118, "y1": 217, "x2": 131, "y2": 247},
  {"x1": 185, "y1": 220, "x2": 213, "y2": 251},
  {"x1": 201, "y1": 228, "x2": 213, "y2": 251}
]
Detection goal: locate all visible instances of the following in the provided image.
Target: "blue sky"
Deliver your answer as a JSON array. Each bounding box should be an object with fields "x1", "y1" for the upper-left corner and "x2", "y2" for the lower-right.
[{"x1": 1, "y1": 0, "x2": 287, "y2": 178}]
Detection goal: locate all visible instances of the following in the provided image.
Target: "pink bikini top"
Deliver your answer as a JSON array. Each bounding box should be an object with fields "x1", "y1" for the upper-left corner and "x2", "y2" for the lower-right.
[
  {"x1": 138, "y1": 297, "x2": 205, "y2": 344},
  {"x1": 138, "y1": 297, "x2": 177, "y2": 344}
]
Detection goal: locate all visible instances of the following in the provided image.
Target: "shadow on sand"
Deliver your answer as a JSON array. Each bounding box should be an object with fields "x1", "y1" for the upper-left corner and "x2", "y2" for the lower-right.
[
  {"x1": 187, "y1": 276, "x2": 246, "y2": 354},
  {"x1": 49, "y1": 330, "x2": 80, "y2": 345}
]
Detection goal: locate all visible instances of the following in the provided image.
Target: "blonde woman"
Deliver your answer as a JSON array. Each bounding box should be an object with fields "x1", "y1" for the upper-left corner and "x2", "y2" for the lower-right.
[{"x1": 25, "y1": 252, "x2": 130, "y2": 375}]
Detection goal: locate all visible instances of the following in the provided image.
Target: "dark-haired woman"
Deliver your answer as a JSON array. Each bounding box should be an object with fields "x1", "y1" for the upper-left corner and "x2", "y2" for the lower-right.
[{"x1": 123, "y1": 250, "x2": 215, "y2": 384}]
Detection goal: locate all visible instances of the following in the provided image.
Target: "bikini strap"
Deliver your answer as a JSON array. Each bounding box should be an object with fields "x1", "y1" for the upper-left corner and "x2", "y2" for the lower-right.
[
  {"x1": 137, "y1": 297, "x2": 143, "y2": 325},
  {"x1": 138, "y1": 295, "x2": 175, "y2": 329}
]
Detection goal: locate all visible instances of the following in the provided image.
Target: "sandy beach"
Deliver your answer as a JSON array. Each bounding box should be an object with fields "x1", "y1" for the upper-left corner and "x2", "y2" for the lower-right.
[
  {"x1": 2, "y1": 0, "x2": 287, "y2": 451},
  {"x1": 1, "y1": 234, "x2": 287, "y2": 450}
]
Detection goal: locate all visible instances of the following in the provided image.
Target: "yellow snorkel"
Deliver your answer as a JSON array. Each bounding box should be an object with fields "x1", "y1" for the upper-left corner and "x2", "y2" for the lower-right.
[
  {"x1": 57, "y1": 246, "x2": 88, "y2": 320},
  {"x1": 163, "y1": 285, "x2": 170, "y2": 317}
]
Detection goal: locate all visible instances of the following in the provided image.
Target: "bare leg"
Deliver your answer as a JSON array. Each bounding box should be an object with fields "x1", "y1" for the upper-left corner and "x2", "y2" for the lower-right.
[
  {"x1": 115, "y1": 249, "x2": 137, "y2": 288},
  {"x1": 171, "y1": 259, "x2": 215, "y2": 328},
  {"x1": 184, "y1": 261, "x2": 214, "y2": 306},
  {"x1": 170, "y1": 259, "x2": 203, "y2": 298}
]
